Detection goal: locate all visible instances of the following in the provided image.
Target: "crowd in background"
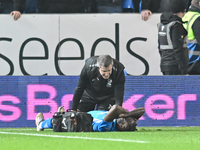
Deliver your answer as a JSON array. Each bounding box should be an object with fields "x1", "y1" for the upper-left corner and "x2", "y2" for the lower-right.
[
  {"x1": 0, "y1": 0, "x2": 192, "y2": 20},
  {"x1": 2, "y1": 0, "x2": 200, "y2": 76}
]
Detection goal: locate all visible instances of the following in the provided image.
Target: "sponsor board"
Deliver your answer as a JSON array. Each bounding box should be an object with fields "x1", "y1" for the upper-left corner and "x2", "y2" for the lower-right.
[
  {"x1": 0, "y1": 14, "x2": 161, "y2": 76},
  {"x1": 0, "y1": 76, "x2": 199, "y2": 127}
]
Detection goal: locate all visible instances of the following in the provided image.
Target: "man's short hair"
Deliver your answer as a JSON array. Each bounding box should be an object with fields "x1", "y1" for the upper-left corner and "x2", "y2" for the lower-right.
[
  {"x1": 192, "y1": 0, "x2": 200, "y2": 9},
  {"x1": 97, "y1": 55, "x2": 113, "y2": 67},
  {"x1": 192, "y1": 0, "x2": 200, "y2": 4},
  {"x1": 170, "y1": 0, "x2": 186, "y2": 13}
]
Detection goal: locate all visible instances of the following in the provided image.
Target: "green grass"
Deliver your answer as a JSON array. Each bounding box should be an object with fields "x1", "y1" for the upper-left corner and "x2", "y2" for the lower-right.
[{"x1": 0, "y1": 127, "x2": 200, "y2": 150}]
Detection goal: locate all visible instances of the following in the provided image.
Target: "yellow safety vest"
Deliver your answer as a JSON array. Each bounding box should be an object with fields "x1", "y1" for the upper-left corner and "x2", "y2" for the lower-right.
[{"x1": 182, "y1": 11, "x2": 200, "y2": 42}]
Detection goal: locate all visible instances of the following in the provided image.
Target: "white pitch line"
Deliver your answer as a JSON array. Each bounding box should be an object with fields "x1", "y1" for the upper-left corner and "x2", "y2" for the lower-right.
[
  {"x1": 0, "y1": 128, "x2": 35, "y2": 131},
  {"x1": 0, "y1": 131, "x2": 149, "y2": 143}
]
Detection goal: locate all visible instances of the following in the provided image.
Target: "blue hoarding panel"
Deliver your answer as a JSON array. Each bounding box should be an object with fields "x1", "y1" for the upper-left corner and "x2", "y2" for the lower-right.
[{"x1": 0, "y1": 76, "x2": 199, "y2": 127}]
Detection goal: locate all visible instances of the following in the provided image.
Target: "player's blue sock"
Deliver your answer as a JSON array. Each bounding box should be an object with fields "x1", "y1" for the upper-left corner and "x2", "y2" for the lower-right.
[{"x1": 40, "y1": 118, "x2": 53, "y2": 129}]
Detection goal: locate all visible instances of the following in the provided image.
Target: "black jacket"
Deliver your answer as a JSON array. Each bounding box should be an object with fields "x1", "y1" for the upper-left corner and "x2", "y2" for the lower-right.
[
  {"x1": 37, "y1": 0, "x2": 97, "y2": 13},
  {"x1": 141, "y1": 0, "x2": 170, "y2": 12},
  {"x1": 72, "y1": 56, "x2": 125, "y2": 110},
  {"x1": 96, "y1": 0, "x2": 141, "y2": 13},
  {"x1": 158, "y1": 12, "x2": 188, "y2": 74},
  {"x1": 142, "y1": 0, "x2": 189, "y2": 13},
  {"x1": 186, "y1": 0, "x2": 192, "y2": 11},
  {"x1": 0, "y1": 0, "x2": 26, "y2": 13}
]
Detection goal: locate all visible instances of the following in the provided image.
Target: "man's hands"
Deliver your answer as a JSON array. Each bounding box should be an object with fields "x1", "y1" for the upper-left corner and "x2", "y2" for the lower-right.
[
  {"x1": 141, "y1": 10, "x2": 152, "y2": 21},
  {"x1": 10, "y1": 11, "x2": 21, "y2": 21}
]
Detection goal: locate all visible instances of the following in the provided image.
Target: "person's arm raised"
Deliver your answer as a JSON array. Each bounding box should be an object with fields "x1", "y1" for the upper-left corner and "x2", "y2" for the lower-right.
[{"x1": 103, "y1": 105, "x2": 128, "y2": 122}]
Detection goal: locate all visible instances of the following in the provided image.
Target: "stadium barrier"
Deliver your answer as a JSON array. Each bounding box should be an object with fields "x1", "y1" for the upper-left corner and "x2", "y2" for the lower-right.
[
  {"x1": 0, "y1": 76, "x2": 199, "y2": 127},
  {"x1": 0, "y1": 14, "x2": 161, "y2": 76}
]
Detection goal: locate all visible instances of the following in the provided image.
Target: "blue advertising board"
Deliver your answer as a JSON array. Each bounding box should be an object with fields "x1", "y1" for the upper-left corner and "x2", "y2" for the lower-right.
[{"x1": 0, "y1": 76, "x2": 199, "y2": 127}]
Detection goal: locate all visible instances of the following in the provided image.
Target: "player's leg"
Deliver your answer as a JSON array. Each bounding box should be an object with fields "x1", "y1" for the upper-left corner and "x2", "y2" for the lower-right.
[
  {"x1": 35, "y1": 113, "x2": 53, "y2": 131},
  {"x1": 35, "y1": 107, "x2": 66, "y2": 131}
]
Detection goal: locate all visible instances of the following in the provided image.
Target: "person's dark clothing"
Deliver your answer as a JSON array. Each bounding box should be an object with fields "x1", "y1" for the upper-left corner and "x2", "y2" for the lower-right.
[
  {"x1": 122, "y1": 0, "x2": 141, "y2": 13},
  {"x1": 141, "y1": 0, "x2": 189, "y2": 13},
  {"x1": 96, "y1": 0, "x2": 122, "y2": 13},
  {"x1": 186, "y1": 0, "x2": 192, "y2": 11},
  {"x1": 188, "y1": 60, "x2": 200, "y2": 75},
  {"x1": 37, "y1": 0, "x2": 96, "y2": 13},
  {"x1": 132, "y1": 0, "x2": 142, "y2": 12},
  {"x1": 95, "y1": 0, "x2": 141, "y2": 13},
  {"x1": 141, "y1": 0, "x2": 171, "y2": 12},
  {"x1": 72, "y1": 56, "x2": 125, "y2": 112},
  {"x1": 142, "y1": 0, "x2": 161, "y2": 12},
  {"x1": 77, "y1": 98, "x2": 115, "y2": 112},
  {"x1": 0, "y1": 0, "x2": 26, "y2": 13},
  {"x1": 158, "y1": 12, "x2": 188, "y2": 75},
  {"x1": 85, "y1": 0, "x2": 98, "y2": 13},
  {"x1": 24, "y1": 0, "x2": 38, "y2": 13},
  {"x1": 162, "y1": 71, "x2": 183, "y2": 75}
]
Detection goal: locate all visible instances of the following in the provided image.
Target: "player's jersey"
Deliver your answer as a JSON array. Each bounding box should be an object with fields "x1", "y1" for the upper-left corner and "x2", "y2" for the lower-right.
[{"x1": 87, "y1": 110, "x2": 117, "y2": 132}]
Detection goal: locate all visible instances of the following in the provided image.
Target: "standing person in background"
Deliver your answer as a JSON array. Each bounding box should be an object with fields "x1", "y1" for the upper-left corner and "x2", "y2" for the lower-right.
[
  {"x1": 71, "y1": 55, "x2": 125, "y2": 112},
  {"x1": 95, "y1": 0, "x2": 122, "y2": 13},
  {"x1": 141, "y1": 0, "x2": 189, "y2": 21},
  {"x1": 37, "y1": 0, "x2": 96, "y2": 13},
  {"x1": 141, "y1": 0, "x2": 171, "y2": 21},
  {"x1": 183, "y1": 0, "x2": 200, "y2": 75},
  {"x1": 157, "y1": 0, "x2": 188, "y2": 75},
  {"x1": 96, "y1": 0, "x2": 142, "y2": 13},
  {"x1": 122, "y1": 0, "x2": 142, "y2": 13},
  {"x1": 24, "y1": 0, "x2": 38, "y2": 13},
  {"x1": 187, "y1": 0, "x2": 192, "y2": 11},
  {"x1": 0, "y1": 0, "x2": 26, "y2": 20}
]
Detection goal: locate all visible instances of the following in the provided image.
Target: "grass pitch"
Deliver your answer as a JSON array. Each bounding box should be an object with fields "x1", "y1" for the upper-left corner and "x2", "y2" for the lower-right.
[{"x1": 0, "y1": 127, "x2": 199, "y2": 150}]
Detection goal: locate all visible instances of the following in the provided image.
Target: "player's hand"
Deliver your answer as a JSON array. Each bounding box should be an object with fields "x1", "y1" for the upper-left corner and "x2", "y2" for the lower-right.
[
  {"x1": 71, "y1": 109, "x2": 80, "y2": 112},
  {"x1": 141, "y1": 10, "x2": 152, "y2": 21},
  {"x1": 119, "y1": 113, "x2": 127, "y2": 118},
  {"x1": 10, "y1": 11, "x2": 21, "y2": 21}
]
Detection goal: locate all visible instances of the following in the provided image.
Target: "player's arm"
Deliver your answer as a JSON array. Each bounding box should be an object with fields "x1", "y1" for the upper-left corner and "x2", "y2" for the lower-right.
[
  {"x1": 140, "y1": 0, "x2": 152, "y2": 21},
  {"x1": 120, "y1": 107, "x2": 145, "y2": 120},
  {"x1": 103, "y1": 105, "x2": 128, "y2": 122},
  {"x1": 13, "y1": 0, "x2": 26, "y2": 12},
  {"x1": 104, "y1": 105, "x2": 145, "y2": 122},
  {"x1": 71, "y1": 65, "x2": 88, "y2": 111},
  {"x1": 11, "y1": 0, "x2": 26, "y2": 20},
  {"x1": 114, "y1": 71, "x2": 125, "y2": 106}
]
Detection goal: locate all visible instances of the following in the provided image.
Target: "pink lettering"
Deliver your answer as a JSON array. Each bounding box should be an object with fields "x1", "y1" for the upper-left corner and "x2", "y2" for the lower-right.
[
  {"x1": 0, "y1": 95, "x2": 21, "y2": 122},
  {"x1": 61, "y1": 94, "x2": 74, "y2": 110},
  {"x1": 145, "y1": 94, "x2": 174, "y2": 120},
  {"x1": 27, "y1": 84, "x2": 58, "y2": 120},
  {"x1": 123, "y1": 95, "x2": 145, "y2": 120},
  {"x1": 177, "y1": 94, "x2": 197, "y2": 120}
]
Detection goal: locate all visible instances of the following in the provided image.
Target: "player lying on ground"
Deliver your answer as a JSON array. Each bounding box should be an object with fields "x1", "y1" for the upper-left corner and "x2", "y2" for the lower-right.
[{"x1": 35, "y1": 105, "x2": 145, "y2": 132}]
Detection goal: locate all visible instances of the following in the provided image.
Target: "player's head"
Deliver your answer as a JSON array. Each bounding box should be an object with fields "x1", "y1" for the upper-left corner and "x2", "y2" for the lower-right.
[
  {"x1": 116, "y1": 117, "x2": 137, "y2": 131},
  {"x1": 170, "y1": 0, "x2": 186, "y2": 13},
  {"x1": 97, "y1": 55, "x2": 113, "y2": 79},
  {"x1": 191, "y1": 0, "x2": 200, "y2": 9}
]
